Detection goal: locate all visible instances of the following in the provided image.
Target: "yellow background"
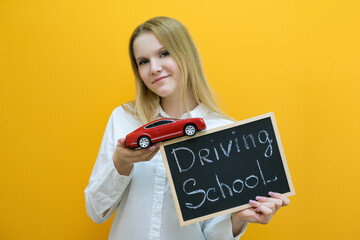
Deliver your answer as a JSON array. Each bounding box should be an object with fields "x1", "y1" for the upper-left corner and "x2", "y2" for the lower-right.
[{"x1": 1, "y1": 0, "x2": 359, "y2": 239}]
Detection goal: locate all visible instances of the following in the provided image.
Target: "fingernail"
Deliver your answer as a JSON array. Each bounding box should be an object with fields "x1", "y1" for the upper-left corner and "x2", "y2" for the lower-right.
[
  {"x1": 249, "y1": 200, "x2": 257, "y2": 205},
  {"x1": 147, "y1": 144, "x2": 160, "y2": 151},
  {"x1": 256, "y1": 196, "x2": 263, "y2": 201},
  {"x1": 268, "y1": 191, "x2": 276, "y2": 197},
  {"x1": 147, "y1": 146, "x2": 155, "y2": 151}
]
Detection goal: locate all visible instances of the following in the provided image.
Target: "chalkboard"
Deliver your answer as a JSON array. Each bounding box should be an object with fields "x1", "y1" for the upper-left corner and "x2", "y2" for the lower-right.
[{"x1": 160, "y1": 112, "x2": 295, "y2": 226}]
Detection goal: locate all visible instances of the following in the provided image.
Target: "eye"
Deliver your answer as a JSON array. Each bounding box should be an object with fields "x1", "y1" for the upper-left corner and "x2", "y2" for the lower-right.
[
  {"x1": 138, "y1": 59, "x2": 149, "y2": 66},
  {"x1": 160, "y1": 50, "x2": 170, "y2": 57}
]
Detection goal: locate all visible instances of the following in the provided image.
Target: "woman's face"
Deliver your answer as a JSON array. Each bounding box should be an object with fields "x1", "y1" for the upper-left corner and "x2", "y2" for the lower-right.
[{"x1": 133, "y1": 32, "x2": 181, "y2": 99}]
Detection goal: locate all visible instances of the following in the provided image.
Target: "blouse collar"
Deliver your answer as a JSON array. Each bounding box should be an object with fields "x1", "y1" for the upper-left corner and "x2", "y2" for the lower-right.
[{"x1": 156, "y1": 103, "x2": 210, "y2": 119}]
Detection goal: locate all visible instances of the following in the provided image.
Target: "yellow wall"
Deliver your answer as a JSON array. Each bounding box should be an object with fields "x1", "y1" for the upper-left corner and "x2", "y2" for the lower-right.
[{"x1": 1, "y1": 0, "x2": 359, "y2": 239}]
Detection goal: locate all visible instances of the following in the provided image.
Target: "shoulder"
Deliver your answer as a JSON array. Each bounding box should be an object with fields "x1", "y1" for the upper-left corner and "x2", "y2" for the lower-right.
[
  {"x1": 111, "y1": 102, "x2": 136, "y2": 120},
  {"x1": 109, "y1": 103, "x2": 143, "y2": 133}
]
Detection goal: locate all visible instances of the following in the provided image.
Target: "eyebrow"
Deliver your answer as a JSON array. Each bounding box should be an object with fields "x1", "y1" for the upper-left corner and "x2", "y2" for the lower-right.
[{"x1": 135, "y1": 47, "x2": 167, "y2": 61}]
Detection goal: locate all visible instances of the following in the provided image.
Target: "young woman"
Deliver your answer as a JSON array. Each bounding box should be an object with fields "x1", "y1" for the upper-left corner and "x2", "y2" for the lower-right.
[{"x1": 85, "y1": 16, "x2": 290, "y2": 240}]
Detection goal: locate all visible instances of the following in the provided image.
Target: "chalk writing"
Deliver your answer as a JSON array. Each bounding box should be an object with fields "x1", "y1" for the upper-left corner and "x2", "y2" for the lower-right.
[
  {"x1": 182, "y1": 158, "x2": 276, "y2": 209},
  {"x1": 161, "y1": 113, "x2": 294, "y2": 225},
  {"x1": 171, "y1": 129, "x2": 274, "y2": 173}
]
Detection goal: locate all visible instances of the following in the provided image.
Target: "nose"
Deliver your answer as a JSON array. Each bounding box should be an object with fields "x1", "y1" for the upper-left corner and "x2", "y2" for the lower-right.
[{"x1": 150, "y1": 59, "x2": 162, "y2": 74}]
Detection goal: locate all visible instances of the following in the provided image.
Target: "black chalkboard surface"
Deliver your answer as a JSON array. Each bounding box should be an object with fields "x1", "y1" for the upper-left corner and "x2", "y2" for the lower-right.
[{"x1": 160, "y1": 112, "x2": 295, "y2": 226}]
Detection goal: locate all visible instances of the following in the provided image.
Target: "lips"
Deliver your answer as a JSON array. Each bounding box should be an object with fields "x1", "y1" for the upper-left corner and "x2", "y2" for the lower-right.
[{"x1": 153, "y1": 75, "x2": 169, "y2": 84}]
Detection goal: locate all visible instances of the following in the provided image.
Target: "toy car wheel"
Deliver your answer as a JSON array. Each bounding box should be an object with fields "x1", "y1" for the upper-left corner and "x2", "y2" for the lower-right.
[
  {"x1": 184, "y1": 124, "x2": 197, "y2": 136},
  {"x1": 138, "y1": 136, "x2": 151, "y2": 149}
]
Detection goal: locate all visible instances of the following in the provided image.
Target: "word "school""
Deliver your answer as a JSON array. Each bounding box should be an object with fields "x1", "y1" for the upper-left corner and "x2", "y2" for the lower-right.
[{"x1": 183, "y1": 159, "x2": 277, "y2": 209}]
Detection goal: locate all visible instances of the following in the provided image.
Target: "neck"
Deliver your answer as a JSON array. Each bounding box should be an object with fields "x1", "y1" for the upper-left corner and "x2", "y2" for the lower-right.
[{"x1": 161, "y1": 92, "x2": 197, "y2": 118}]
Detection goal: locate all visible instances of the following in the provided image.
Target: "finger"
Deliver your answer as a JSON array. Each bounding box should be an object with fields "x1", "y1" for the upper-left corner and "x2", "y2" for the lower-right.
[
  {"x1": 256, "y1": 204, "x2": 274, "y2": 224},
  {"x1": 269, "y1": 192, "x2": 290, "y2": 206},
  {"x1": 127, "y1": 142, "x2": 160, "y2": 154},
  {"x1": 144, "y1": 148, "x2": 160, "y2": 161},
  {"x1": 120, "y1": 146, "x2": 151, "y2": 158},
  {"x1": 233, "y1": 208, "x2": 259, "y2": 224},
  {"x1": 249, "y1": 200, "x2": 264, "y2": 211},
  {"x1": 123, "y1": 144, "x2": 160, "y2": 163},
  {"x1": 250, "y1": 200, "x2": 276, "y2": 214},
  {"x1": 255, "y1": 196, "x2": 283, "y2": 211},
  {"x1": 256, "y1": 203, "x2": 274, "y2": 215},
  {"x1": 261, "y1": 201, "x2": 276, "y2": 214},
  {"x1": 146, "y1": 142, "x2": 161, "y2": 152},
  {"x1": 134, "y1": 146, "x2": 160, "y2": 162},
  {"x1": 249, "y1": 200, "x2": 259, "y2": 207},
  {"x1": 117, "y1": 138, "x2": 126, "y2": 147},
  {"x1": 249, "y1": 200, "x2": 274, "y2": 224},
  {"x1": 134, "y1": 143, "x2": 160, "y2": 158}
]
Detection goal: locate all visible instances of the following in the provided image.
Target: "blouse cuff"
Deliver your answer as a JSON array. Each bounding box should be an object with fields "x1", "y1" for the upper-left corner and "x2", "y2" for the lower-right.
[{"x1": 91, "y1": 164, "x2": 133, "y2": 215}]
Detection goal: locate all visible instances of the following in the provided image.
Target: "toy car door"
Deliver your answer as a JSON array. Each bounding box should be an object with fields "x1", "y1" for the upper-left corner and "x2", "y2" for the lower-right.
[{"x1": 154, "y1": 119, "x2": 181, "y2": 142}]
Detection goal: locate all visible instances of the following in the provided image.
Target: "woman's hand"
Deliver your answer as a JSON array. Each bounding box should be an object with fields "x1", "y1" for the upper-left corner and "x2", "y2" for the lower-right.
[
  {"x1": 231, "y1": 192, "x2": 290, "y2": 236},
  {"x1": 113, "y1": 138, "x2": 160, "y2": 176}
]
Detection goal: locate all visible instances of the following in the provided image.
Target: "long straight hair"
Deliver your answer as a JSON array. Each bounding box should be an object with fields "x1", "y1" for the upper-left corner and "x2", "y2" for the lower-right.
[{"x1": 125, "y1": 16, "x2": 231, "y2": 123}]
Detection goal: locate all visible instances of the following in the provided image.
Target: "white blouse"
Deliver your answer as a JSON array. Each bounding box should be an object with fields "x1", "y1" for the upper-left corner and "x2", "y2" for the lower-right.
[{"x1": 84, "y1": 104, "x2": 248, "y2": 240}]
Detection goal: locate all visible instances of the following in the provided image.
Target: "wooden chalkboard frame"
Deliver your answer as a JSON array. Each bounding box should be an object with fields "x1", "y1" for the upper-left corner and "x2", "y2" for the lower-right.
[{"x1": 160, "y1": 112, "x2": 295, "y2": 226}]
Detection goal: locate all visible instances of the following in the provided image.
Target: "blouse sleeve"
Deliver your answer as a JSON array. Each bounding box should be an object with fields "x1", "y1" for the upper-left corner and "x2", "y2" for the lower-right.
[
  {"x1": 84, "y1": 109, "x2": 133, "y2": 224},
  {"x1": 202, "y1": 214, "x2": 248, "y2": 240}
]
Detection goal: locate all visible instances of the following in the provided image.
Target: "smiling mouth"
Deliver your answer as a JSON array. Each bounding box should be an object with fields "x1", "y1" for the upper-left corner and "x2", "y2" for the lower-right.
[{"x1": 153, "y1": 75, "x2": 169, "y2": 83}]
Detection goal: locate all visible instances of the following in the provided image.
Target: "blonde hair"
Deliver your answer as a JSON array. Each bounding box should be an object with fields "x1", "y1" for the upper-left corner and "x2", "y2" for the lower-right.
[{"x1": 125, "y1": 16, "x2": 231, "y2": 123}]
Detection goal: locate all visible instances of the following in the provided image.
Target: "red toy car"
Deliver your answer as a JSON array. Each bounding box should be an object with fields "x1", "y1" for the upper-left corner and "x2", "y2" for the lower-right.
[{"x1": 125, "y1": 118, "x2": 206, "y2": 149}]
